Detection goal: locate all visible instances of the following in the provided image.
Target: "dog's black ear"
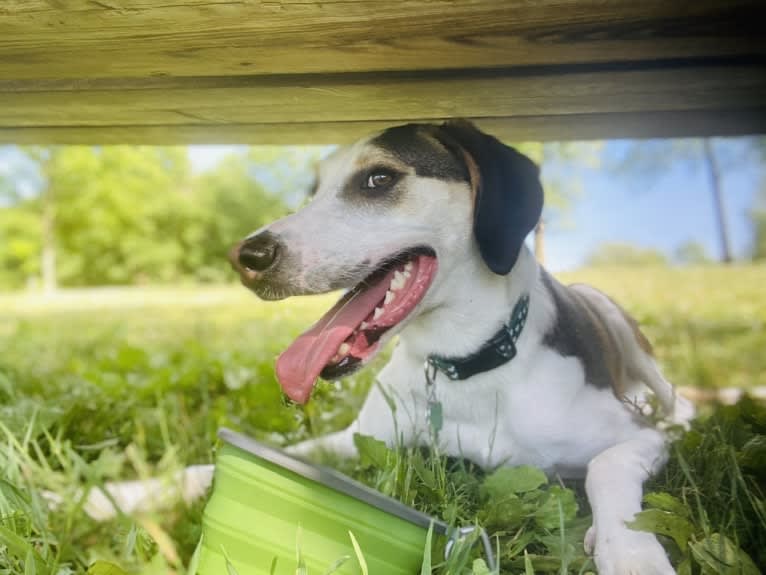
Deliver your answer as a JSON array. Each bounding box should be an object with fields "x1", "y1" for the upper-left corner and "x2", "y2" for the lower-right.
[{"x1": 436, "y1": 120, "x2": 543, "y2": 275}]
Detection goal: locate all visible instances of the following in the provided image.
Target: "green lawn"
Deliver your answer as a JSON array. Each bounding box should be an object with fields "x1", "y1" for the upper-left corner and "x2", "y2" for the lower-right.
[{"x1": 1, "y1": 266, "x2": 765, "y2": 574}]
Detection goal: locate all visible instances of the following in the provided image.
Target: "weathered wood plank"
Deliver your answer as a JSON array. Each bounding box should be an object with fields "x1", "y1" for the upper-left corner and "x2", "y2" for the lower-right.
[
  {"x1": 1, "y1": 66, "x2": 764, "y2": 129},
  {"x1": 3, "y1": 110, "x2": 765, "y2": 145},
  {"x1": 1, "y1": 0, "x2": 764, "y2": 142},
  {"x1": 0, "y1": 0, "x2": 763, "y2": 79}
]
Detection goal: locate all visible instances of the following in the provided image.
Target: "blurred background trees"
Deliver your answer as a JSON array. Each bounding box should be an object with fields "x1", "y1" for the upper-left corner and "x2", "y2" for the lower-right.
[
  {"x1": 751, "y1": 140, "x2": 766, "y2": 261},
  {"x1": 0, "y1": 137, "x2": 764, "y2": 291},
  {"x1": 0, "y1": 146, "x2": 325, "y2": 289},
  {"x1": 514, "y1": 141, "x2": 602, "y2": 266},
  {"x1": 604, "y1": 137, "x2": 766, "y2": 265}
]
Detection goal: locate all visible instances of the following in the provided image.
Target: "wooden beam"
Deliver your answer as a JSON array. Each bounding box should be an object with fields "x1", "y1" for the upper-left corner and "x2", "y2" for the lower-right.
[
  {"x1": 1, "y1": 64, "x2": 764, "y2": 142},
  {"x1": 3, "y1": 110, "x2": 765, "y2": 145},
  {"x1": 1, "y1": 1, "x2": 763, "y2": 79},
  {"x1": 1, "y1": 1, "x2": 764, "y2": 142},
  {"x1": 1, "y1": 66, "x2": 764, "y2": 126}
]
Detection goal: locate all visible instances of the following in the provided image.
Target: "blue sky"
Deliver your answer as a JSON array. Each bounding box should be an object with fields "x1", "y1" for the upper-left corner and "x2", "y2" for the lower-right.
[
  {"x1": 4, "y1": 139, "x2": 763, "y2": 271},
  {"x1": 544, "y1": 138, "x2": 763, "y2": 270}
]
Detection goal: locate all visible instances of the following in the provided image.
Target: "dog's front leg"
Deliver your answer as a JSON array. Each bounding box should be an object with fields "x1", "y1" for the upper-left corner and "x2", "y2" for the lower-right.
[{"x1": 585, "y1": 428, "x2": 675, "y2": 575}]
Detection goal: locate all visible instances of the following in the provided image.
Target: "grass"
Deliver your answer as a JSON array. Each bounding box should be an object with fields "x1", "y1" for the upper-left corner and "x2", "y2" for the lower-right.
[{"x1": 0, "y1": 266, "x2": 765, "y2": 574}]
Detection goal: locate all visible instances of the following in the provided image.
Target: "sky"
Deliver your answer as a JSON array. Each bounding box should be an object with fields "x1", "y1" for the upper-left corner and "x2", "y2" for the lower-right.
[
  {"x1": 544, "y1": 138, "x2": 763, "y2": 270},
  {"x1": 3, "y1": 138, "x2": 763, "y2": 272},
  {"x1": 188, "y1": 138, "x2": 764, "y2": 271}
]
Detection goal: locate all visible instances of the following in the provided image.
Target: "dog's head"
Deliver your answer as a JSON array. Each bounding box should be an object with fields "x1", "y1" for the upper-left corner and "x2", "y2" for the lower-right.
[{"x1": 230, "y1": 121, "x2": 543, "y2": 403}]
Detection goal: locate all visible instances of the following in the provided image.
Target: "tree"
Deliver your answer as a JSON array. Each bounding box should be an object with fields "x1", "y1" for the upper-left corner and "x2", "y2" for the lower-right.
[
  {"x1": 754, "y1": 212, "x2": 766, "y2": 261},
  {"x1": 675, "y1": 241, "x2": 712, "y2": 265},
  {"x1": 1, "y1": 147, "x2": 68, "y2": 292},
  {"x1": 586, "y1": 243, "x2": 668, "y2": 267},
  {"x1": 607, "y1": 138, "x2": 763, "y2": 264},
  {"x1": 512, "y1": 141, "x2": 603, "y2": 265},
  {"x1": 0, "y1": 207, "x2": 40, "y2": 289},
  {"x1": 0, "y1": 144, "x2": 302, "y2": 289},
  {"x1": 0, "y1": 149, "x2": 41, "y2": 289},
  {"x1": 52, "y1": 146, "x2": 195, "y2": 285},
  {"x1": 0, "y1": 146, "x2": 199, "y2": 288},
  {"x1": 192, "y1": 153, "x2": 287, "y2": 281},
  {"x1": 752, "y1": 184, "x2": 766, "y2": 261},
  {"x1": 750, "y1": 138, "x2": 766, "y2": 261},
  {"x1": 701, "y1": 139, "x2": 731, "y2": 262},
  {"x1": 246, "y1": 146, "x2": 332, "y2": 208}
]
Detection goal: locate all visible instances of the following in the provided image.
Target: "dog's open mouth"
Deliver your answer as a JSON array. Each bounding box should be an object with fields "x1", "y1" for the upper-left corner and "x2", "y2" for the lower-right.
[{"x1": 275, "y1": 248, "x2": 438, "y2": 403}]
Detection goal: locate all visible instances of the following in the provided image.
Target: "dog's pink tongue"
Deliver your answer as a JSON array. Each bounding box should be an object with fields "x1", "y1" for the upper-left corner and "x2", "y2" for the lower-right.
[{"x1": 275, "y1": 274, "x2": 392, "y2": 404}]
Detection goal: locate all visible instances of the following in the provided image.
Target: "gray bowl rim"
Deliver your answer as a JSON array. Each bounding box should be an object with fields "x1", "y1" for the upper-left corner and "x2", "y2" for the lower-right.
[{"x1": 218, "y1": 427, "x2": 448, "y2": 534}]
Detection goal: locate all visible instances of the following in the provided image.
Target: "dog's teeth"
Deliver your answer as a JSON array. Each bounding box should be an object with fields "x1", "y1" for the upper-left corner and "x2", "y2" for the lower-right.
[
  {"x1": 360, "y1": 321, "x2": 369, "y2": 330},
  {"x1": 404, "y1": 261, "x2": 413, "y2": 271},
  {"x1": 373, "y1": 307, "x2": 384, "y2": 320},
  {"x1": 391, "y1": 271, "x2": 406, "y2": 291},
  {"x1": 384, "y1": 290, "x2": 395, "y2": 305},
  {"x1": 403, "y1": 270, "x2": 411, "y2": 279},
  {"x1": 338, "y1": 343, "x2": 350, "y2": 356}
]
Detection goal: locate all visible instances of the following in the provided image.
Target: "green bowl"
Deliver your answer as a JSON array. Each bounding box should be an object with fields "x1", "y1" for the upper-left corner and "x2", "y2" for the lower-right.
[{"x1": 195, "y1": 428, "x2": 447, "y2": 574}]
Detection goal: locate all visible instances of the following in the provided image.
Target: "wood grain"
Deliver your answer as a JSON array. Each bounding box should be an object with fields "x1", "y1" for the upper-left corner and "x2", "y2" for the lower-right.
[
  {"x1": 1, "y1": 0, "x2": 764, "y2": 142},
  {"x1": 2, "y1": 66, "x2": 764, "y2": 128},
  {"x1": 0, "y1": 0, "x2": 763, "y2": 79},
  {"x1": 2, "y1": 110, "x2": 765, "y2": 145}
]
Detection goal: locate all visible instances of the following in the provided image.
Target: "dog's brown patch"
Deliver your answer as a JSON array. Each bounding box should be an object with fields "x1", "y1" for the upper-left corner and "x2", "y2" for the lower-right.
[
  {"x1": 541, "y1": 271, "x2": 636, "y2": 397},
  {"x1": 618, "y1": 306, "x2": 654, "y2": 356},
  {"x1": 458, "y1": 146, "x2": 481, "y2": 202}
]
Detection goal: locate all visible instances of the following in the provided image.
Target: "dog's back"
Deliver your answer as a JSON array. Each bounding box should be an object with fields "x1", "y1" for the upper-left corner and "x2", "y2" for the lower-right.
[{"x1": 541, "y1": 269, "x2": 692, "y2": 426}]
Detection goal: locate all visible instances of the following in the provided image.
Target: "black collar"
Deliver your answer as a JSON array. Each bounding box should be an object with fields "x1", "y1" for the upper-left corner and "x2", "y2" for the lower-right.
[{"x1": 426, "y1": 294, "x2": 530, "y2": 381}]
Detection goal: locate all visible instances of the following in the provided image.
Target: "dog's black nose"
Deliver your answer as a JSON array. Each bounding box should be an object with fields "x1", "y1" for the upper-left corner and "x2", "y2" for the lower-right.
[{"x1": 237, "y1": 231, "x2": 280, "y2": 272}]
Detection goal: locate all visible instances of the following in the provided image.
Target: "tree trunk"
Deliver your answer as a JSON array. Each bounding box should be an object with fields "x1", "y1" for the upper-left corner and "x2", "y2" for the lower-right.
[
  {"x1": 534, "y1": 219, "x2": 545, "y2": 265},
  {"x1": 702, "y1": 138, "x2": 732, "y2": 264},
  {"x1": 41, "y1": 185, "x2": 57, "y2": 294}
]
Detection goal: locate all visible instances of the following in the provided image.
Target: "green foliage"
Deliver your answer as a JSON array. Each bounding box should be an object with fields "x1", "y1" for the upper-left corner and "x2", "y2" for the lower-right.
[
  {"x1": 752, "y1": 184, "x2": 766, "y2": 261},
  {"x1": 560, "y1": 266, "x2": 766, "y2": 390},
  {"x1": 480, "y1": 466, "x2": 547, "y2": 497},
  {"x1": 0, "y1": 288, "x2": 380, "y2": 574},
  {"x1": 640, "y1": 397, "x2": 766, "y2": 571},
  {"x1": 86, "y1": 561, "x2": 129, "y2": 575},
  {"x1": 586, "y1": 242, "x2": 668, "y2": 267},
  {"x1": 688, "y1": 534, "x2": 760, "y2": 575},
  {"x1": 0, "y1": 208, "x2": 40, "y2": 289},
  {"x1": 338, "y1": 431, "x2": 586, "y2": 572},
  {"x1": 0, "y1": 146, "x2": 291, "y2": 289},
  {"x1": 192, "y1": 154, "x2": 287, "y2": 282},
  {"x1": 753, "y1": 214, "x2": 766, "y2": 261},
  {"x1": 0, "y1": 266, "x2": 765, "y2": 574},
  {"x1": 512, "y1": 141, "x2": 602, "y2": 228},
  {"x1": 675, "y1": 241, "x2": 713, "y2": 266}
]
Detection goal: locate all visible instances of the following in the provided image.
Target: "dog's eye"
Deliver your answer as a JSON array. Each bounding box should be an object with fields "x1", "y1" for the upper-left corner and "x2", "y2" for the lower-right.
[{"x1": 364, "y1": 172, "x2": 393, "y2": 190}]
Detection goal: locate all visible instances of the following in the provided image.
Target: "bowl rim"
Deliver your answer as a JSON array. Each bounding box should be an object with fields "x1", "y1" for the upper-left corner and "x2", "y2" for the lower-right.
[{"x1": 218, "y1": 428, "x2": 448, "y2": 534}]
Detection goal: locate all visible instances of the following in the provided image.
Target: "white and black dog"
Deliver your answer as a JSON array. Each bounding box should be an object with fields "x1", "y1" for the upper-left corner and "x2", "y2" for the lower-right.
[
  {"x1": 85, "y1": 121, "x2": 693, "y2": 574},
  {"x1": 228, "y1": 121, "x2": 693, "y2": 574}
]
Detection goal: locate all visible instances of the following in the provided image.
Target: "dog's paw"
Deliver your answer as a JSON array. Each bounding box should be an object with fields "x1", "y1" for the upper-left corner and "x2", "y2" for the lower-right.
[{"x1": 591, "y1": 528, "x2": 675, "y2": 575}]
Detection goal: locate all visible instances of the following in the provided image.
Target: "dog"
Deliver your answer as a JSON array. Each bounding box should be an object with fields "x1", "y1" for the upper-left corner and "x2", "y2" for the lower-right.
[
  {"x1": 76, "y1": 121, "x2": 692, "y2": 573},
  {"x1": 228, "y1": 120, "x2": 693, "y2": 574}
]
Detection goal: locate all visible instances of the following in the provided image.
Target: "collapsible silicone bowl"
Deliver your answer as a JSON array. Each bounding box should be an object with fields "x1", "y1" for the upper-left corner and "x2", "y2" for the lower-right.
[{"x1": 195, "y1": 428, "x2": 448, "y2": 574}]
